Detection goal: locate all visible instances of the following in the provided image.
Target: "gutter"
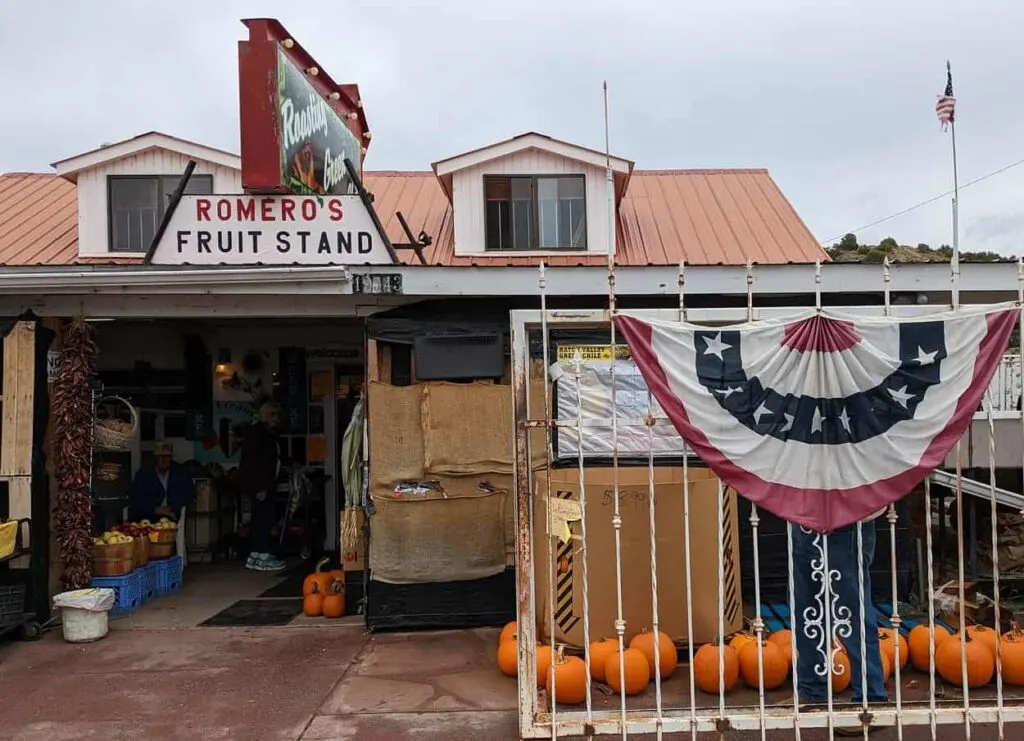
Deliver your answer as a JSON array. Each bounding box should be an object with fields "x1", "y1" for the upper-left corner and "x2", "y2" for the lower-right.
[{"x1": 0, "y1": 265, "x2": 350, "y2": 291}]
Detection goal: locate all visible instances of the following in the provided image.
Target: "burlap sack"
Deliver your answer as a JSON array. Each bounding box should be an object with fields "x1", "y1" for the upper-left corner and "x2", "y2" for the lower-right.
[
  {"x1": 422, "y1": 382, "x2": 514, "y2": 476},
  {"x1": 368, "y1": 382, "x2": 424, "y2": 487},
  {"x1": 369, "y1": 489, "x2": 508, "y2": 584}
]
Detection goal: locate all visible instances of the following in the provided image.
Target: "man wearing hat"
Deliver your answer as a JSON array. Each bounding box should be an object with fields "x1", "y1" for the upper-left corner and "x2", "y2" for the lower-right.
[{"x1": 128, "y1": 441, "x2": 196, "y2": 523}]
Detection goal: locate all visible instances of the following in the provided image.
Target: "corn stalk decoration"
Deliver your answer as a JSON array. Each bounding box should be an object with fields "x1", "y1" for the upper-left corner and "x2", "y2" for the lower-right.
[{"x1": 53, "y1": 319, "x2": 97, "y2": 589}]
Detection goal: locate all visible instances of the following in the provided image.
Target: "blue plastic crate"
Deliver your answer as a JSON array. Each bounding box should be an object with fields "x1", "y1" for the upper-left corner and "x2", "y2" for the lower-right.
[
  {"x1": 91, "y1": 569, "x2": 143, "y2": 617},
  {"x1": 154, "y1": 555, "x2": 183, "y2": 597},
  {"x1": 140, "y1": 562, "x2": 157, "y2": 603}
]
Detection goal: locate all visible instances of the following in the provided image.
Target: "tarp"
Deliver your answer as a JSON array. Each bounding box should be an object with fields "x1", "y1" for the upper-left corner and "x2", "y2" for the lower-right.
[{"x1": 615, "y1": 305, "x2": 1018, "y2": 532}]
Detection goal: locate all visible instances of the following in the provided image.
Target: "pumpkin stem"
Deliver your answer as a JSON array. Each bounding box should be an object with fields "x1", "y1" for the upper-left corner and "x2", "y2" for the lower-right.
[
  {"x1": 315, "y1": 556, "x2": 329, "y2": 574},
  {"x1": 555, "y1": 645, "x2": 567, "y2": 664}
]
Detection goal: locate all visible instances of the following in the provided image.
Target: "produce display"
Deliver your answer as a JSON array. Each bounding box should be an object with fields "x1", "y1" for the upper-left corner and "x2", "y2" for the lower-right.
[
  {"x1": 93, "y1": 531, "x2": 133, "y2": 546},
  {"x1": 494, "y1": 617, "x2": 1023, "y2": 702},
  {"x1": 301, "y1": 558, "x2": 346, "y2": 619},
  {"x1": 54, "y1": 319, "x2": 98, "y2": 590}
]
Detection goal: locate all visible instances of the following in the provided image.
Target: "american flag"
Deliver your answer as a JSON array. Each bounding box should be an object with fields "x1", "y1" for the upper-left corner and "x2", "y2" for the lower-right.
[{"x1": 936, "y1": 61, "x2": 956, "y2": 130}]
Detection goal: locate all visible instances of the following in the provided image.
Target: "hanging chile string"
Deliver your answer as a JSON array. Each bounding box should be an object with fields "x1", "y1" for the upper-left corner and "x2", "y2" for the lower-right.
[{"x1": 53, "y1": 319, "x2": 98, "y2": 589}]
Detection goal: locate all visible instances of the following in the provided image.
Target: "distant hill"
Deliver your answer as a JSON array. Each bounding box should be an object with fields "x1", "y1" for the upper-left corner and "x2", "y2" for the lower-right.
[{"x1": 827, "y1": 234, "x2": 1005, "y2": 263}]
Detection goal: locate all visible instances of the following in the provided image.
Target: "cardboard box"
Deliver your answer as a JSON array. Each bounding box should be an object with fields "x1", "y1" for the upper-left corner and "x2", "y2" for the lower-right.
[{"x1": 535, "y1": 466, "x2": 742, "y2": 647}]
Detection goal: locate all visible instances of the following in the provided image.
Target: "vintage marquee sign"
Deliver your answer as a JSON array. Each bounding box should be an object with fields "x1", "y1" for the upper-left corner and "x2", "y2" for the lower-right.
[
  {"x1": 238, "y1": 19, "x2": 369, "y2": 196},
  {"x1": 148, "y1": 194, "x2": 396, "y2": 266}
]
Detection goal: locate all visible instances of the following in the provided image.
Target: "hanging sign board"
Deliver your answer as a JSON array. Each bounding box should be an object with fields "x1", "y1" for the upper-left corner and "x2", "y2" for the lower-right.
[
  {"x1": 46, "y1": 350, "x2": 62, "y2": 383},
  {"x1": 148, "y1": 194, "x2": 395, "y2": 266}
]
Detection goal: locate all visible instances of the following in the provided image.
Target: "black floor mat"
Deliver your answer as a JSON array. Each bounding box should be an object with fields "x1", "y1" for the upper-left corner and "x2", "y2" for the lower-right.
[{"x1": 200, "y1": 599, "x2": 303, "y2": 627}]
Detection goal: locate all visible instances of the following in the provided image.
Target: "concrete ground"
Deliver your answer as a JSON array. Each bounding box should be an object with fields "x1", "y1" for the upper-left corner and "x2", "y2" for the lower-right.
[{"x1": 0, "y1": 565, "x2": 1017, "y2": 739}]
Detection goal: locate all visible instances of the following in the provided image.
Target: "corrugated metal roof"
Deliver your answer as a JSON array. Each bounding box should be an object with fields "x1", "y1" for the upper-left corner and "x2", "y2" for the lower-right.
[{"x1": 0, "y1": 168, "x2": 825, "y2": 267}]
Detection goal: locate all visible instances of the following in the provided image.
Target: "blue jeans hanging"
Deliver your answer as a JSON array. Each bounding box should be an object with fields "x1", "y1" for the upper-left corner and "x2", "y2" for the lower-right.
[{"x1": 790, "y1": 520, "x2": 888, "y2": 703}]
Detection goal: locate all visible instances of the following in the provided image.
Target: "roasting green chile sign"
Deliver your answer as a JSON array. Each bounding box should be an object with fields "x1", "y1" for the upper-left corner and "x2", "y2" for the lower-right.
[{"x1": 277, "y1": 49, "x2": 362, "y2": 196}]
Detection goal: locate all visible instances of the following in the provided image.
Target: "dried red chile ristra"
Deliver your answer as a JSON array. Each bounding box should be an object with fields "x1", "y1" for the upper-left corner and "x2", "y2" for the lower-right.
[{"x1": 53, "y1": 319, "x2": 98, "y2": 590}]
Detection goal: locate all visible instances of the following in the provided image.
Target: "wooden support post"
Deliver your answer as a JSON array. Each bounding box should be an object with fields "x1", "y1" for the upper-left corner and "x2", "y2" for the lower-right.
[
  {"x1": 1, "y1": 322, "x2": 36, "y2": 478},
  {"x1": 43, "y1": 319, "x2": 64, "y2": 598}
]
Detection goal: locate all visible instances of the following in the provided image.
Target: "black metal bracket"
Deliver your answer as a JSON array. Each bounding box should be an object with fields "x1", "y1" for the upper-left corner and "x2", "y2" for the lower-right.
[
  {"x1": 344, "y1": 158, "x2": 429, "y2": 266},
  {"x1": 143, "y1": 160, "x2": 196, "y2": 265}
]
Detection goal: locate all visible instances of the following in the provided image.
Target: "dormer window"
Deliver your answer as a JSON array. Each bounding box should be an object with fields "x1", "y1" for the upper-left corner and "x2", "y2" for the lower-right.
[
  {"x1": 484, "y1": 175, "x2": 586, "y2": 251},
  {"x1": 108, "y1": 174, "x2": 213, "y2": 252}
]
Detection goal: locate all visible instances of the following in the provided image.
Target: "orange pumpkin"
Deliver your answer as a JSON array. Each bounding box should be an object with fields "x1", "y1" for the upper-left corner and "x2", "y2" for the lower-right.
[
  {"x1": 729, "y1": 632, "x2": 753, "y2": 655},
  {"x1": 605, "y1": 647, "x2": 650, "y2": 695},
  {"x1": 831, "y1": 648, "x2": 852, "y2": 693},
  {"x1": 768, "y1": 630, "x2": 794, "y2": 666},
  {"x1": 879, "y1": 628, "x2": 909, "y2": 671},
  {"x1": 965, "y1": 625, "x2": 999, "y2": 659},
  {"x1": 546, "y1": 647, "x2": 588, "y2": 704},
  {"x1": 498, "y1": 637, "x2": 520, "y2": 677},
  {"x1": 322, "y1": 582, "x2": 345, "y2": 619},
  {"x1": 1000, "y1": 630, "x2": 1024, "y2": 686},
  {"x1": 693, "y1": 641, "x2": 739, "y2": 694},
  {"x1": 629, "y1": 629, "x2": 677, "y2": 679},
  {"x1": 499, "y1": 621, "x2": 518, "y2": 645},
  {"x1": 536, "y1": 645, "x2": 553, "y2": 689},
  {"x1": 738, "y1": 640, "x2": 788, "y2": 690},
  {"x1": 881, "y1": 650, "x2": 893, "y2": 683},
  {"x1": 302, "y1": 557, "x2": 333, "y2": 597},
  {"x1": 936, "y1": 636, "x2": 995, "y2": 688},
  {"x1": 303, "y1": 584, "x2": 324, "y2": 617},
  {"x1": 908, "y1": 624, "x2": 952, "y2": 672},
  {"x1": 588, "y1": 638, "x2": 619, "y2": 682}
]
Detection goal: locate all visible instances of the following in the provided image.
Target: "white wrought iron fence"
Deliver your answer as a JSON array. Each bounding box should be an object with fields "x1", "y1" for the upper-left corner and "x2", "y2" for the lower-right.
[{"x1": 510, "y1": 260, "x2": 1024, "y2": 740}]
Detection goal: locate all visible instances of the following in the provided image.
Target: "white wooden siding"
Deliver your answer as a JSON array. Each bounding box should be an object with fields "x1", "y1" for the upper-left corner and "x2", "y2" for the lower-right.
[
  {"x1": 451, "y1": 148, "x2": 612, "y2": 256},
  {"x1": 76, "y1": 148, "x2": 241, "y2": 256}
]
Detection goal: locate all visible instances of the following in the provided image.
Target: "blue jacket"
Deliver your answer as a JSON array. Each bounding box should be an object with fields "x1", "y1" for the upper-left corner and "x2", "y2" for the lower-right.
[{"x1": 129, "y1": 462, "x2": 196, "y2": 520}]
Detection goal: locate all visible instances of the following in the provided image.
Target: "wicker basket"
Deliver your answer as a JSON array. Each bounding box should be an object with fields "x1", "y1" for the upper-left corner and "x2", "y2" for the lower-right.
[
  {"x1": 94, "y1": 396, "x2": 139, "y2": 451},
  {"x1": 149, "y1": 542, "x2": 176, "y2": 560},
  {"x1": 93, "y1": 541, "x2": 134, "y2": 577},
  {"x1": 133, "y1": 536, "x2": 149, "y2": 567}
]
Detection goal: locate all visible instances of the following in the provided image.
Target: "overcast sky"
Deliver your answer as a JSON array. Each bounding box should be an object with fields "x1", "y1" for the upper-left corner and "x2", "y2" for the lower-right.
[{"x1": 2, "y1": 0, "x2": 1022, "y2": 254}]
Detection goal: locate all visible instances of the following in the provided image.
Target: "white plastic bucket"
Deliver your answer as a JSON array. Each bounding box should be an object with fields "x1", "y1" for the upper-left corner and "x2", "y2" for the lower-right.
[
  {"x1": 53, "y1": 588, "x2": 114, "y2": 643},
  {"x1": 61, "y1": 606, "x2": 109, "y2": 643}
]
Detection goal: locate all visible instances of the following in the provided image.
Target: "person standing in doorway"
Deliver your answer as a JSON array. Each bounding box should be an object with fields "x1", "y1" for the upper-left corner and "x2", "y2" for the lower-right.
[
  {"x1": 239, "y1": 402, "x2": 286, "y2": 572},
  {"x1": 128, "y1": 441, "x2": 195, "y2": 522},
  {"x1": 791, "y1": 508, "x2": 888, "y2": 736}
]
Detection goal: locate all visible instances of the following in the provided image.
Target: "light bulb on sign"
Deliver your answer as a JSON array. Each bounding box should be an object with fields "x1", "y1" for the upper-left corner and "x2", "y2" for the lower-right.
[
  {"x1": 363, "y1": 132, "x2": 371, "y2": 140},
  {"x1": 307, "y1": 66, "x2": 319, "y2": 76},
  {"x1": 281, "y1": 38, "x2": 295, "y2": 49},
  {"x1": 347, "y1": 112, "x2": 358, "y2": 121},
  {"x1": 330, "y1": 91, "x2": 340, "y2": 100}
]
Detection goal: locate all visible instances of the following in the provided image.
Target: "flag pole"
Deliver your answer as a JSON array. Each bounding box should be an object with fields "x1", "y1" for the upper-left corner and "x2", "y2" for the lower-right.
[{"x1": 947, "y1": 60, "x2": 961, "y2": 308}]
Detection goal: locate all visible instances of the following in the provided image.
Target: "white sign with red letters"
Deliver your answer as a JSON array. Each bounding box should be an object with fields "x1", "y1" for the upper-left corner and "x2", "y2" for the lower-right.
[{"x1": 149, "y1": 194, "x2": 394, "y2": 265}]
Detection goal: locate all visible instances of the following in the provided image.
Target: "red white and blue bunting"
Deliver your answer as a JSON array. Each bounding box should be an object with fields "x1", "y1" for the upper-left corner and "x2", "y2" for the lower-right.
[{"x1": 615, "y1": 305, "x2": 1018, "y2": 532}]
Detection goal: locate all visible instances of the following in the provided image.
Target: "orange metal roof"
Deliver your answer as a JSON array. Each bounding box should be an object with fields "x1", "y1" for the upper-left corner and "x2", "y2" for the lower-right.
[
  {"x1": 0, "y1": 168, "x2": 825, "y2": 267},
  {"x1": 370, "y1": 168, "x2": 826, "y2": 266}
]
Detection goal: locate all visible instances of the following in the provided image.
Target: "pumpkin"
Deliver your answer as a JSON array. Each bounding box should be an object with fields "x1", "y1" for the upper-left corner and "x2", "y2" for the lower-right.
[
  {"x1": 328, "y1": 568, "x2": 345, "y2": 585},
  {"x1": 908, "y1": 624, "x2": 951, "y2": 672},
  {"x1": 729, "y1": 632, "x2": 753, "y2": 655},
  {"x1": 693, "y1": 641, "x2": 739, "y2": 694},
  {"x1": 878, "y1": 628, "x2": 909, "y2": 671},
  {"x1": 831, "y1": 648, "x2": 852, "y2": 693},
  {"x1": 302, "y1": 557, "x2": 333, "y2": 597},
  {"x1": 629, "y1": 629, "x2": 677, "y2": 679},
  {"x1": 303, "y1": 584, "x2": 324, "y2": 617},
  {"x1": 936, "y1": 636, "x2": 995, "y2": 688},
  {"x1": 738, "y1": 639, "x2": 788, "y2": 690},
  {"x1": 322, "y1": 582, "x2": 345, "y2": 619},
  {"x1": 881, "y1": 649, "x2": 893, "y2": 683},
  {"x1": 499, "y1": 621, "x2": 518, "y2": 645},
  {"x1": 605, "y1": 647, "x2": 650, "y2": 695},
  {"x1": 536, "y1": 645, "x2": 553, "y2": 689},
  {"x1": 965, "y1": 625, "x2": 999, "y2": 659},
  {"x1": 768, "y1": 630, "x2": 794, "y2": 666},
  {"x1": 1000, "y1": 630, "x2": 1024, "y2": 686},
  {"x1": 546, "y1": 646, "x2": 588, "y2": 704},
  {"x1": 588, "y1": 638, "x2": 619, "y2": 682},
  {"x1": 498, "y1": 637, "x2": 520, "y2": 677}
]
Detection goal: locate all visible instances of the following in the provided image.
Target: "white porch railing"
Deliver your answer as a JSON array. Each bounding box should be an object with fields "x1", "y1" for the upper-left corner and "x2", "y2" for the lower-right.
[{"x1": 981, "y1": 354, "x2": 1022, "y2": 416}]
